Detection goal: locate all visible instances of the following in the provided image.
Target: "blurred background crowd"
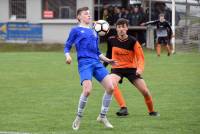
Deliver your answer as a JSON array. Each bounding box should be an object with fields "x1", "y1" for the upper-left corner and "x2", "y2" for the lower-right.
[{"x1": 94, "y1": 1, "x2": 181, "y2": 45}]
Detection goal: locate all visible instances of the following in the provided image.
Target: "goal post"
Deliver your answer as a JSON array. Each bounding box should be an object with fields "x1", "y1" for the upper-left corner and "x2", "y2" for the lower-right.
[{"x1": 171, "y1": 0, "x2": 176, "y2": 54}]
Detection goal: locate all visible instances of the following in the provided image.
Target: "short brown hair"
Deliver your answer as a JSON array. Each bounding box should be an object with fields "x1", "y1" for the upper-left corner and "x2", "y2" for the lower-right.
[
  {"x1": 77, "y1": 7, "x2": 89, "y2": 16},
  {"x1": 116, "y1": 18, "x2": 129, "y2": 27}
]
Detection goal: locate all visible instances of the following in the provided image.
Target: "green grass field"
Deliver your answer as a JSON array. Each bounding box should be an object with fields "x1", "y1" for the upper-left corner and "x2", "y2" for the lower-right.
[{"x1": 0, "y1": 51, "x2": 200, "y2": 134}]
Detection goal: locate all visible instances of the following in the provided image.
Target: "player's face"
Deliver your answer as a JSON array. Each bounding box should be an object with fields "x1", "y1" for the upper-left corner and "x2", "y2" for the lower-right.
[
  {"x1": 78, "y1": 10, "x2": 91, "y2": 24},
  {"x1": 159, "y1": 16, "x2": 165, "y2": 22},
  {"x1": 116, "y1": 24, "x2": 128, "y2": 37}
]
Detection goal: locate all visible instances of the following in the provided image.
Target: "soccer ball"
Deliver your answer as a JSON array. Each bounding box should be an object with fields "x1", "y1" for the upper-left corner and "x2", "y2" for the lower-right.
[{"x1": 93, "y1": 20, "x2": 110, "y2": 36}]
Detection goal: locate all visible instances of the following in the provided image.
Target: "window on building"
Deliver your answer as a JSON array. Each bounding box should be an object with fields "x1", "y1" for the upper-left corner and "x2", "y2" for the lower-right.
[
  {"x1": 42, "y1": 0, "x2": 76, "y2": 19},
  {"x1": 9, "y1": 0, "x2": 26, "y2": 19}
]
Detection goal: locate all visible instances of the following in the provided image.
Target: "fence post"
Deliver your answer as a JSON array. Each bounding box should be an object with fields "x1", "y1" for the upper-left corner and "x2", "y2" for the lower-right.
[{"x1": 146, "y1": 26, "x2": 154, "y2": 49}]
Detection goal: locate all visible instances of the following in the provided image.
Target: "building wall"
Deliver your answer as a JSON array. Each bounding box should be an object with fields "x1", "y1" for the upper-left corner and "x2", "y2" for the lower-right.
[
  {"x1": 77, "y1": 0, "x2": 94, "y2": 19},
  {"x1": 27, "y1": 0, "x2": 42, "y2": 23},
  {"x1": 0, "y1": 0, "x2": 94, "y2": 43},
  {"x1": 42, "y1": 0, "x2": 94, "y2": 43},
  {"x1": 42, "y1": 22, "x2": 76, "y2": 43},
  {"x1": 0, "y1": 0, "x2": 9, "y2": 22}
]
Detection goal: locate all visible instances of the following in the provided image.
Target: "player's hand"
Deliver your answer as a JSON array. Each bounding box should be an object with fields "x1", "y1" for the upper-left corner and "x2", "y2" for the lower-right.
[
  {"x1": 65, "y1": 55, "x2": 72, "y2": 64},
  {"x1": 108, "y1": 59, "x2": 118, "y2": 66},
  {"x1": 136, "y1": 69, "x2": 143, "y2": 76}
]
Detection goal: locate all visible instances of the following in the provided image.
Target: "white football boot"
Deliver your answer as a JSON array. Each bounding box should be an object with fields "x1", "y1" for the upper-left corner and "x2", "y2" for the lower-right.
[
  {"x1": 72, "y1": 116, "x2": 81, "y2": 130},
  {"x1": 97, "y1": 115, "x2": 113, "y2": 128}
]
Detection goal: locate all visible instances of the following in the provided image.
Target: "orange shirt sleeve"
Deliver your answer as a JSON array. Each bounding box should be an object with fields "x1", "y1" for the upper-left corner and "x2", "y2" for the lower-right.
[{"x1": 134, "y1": 41, "x2": 145, "y2": 72}]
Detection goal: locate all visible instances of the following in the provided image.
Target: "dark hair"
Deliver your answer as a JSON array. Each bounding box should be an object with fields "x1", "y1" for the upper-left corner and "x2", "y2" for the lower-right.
[
  {"x1": 77, "y1": 7, "x2": 89, "y2": 16},
  {"x1": 116, "y1": 18, "x2": 129, "y2": 26}
]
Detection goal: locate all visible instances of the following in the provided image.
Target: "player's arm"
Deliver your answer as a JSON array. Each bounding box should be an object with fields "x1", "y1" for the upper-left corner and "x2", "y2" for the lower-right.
[
  {"x1": 95, "y1": 37, "x2": 114, "y2": 65},
  {"x1": 141, "y1": 20, "x2": 159, "y2": 26},
  {"x1": 64, "y1": 28, "x2": 76, "y2": 64},
  {"x1": 99, "y1": 54, "x2": 117, "y2": 66},
  {"x1": 166, "y1": 21, "x2": 173, "y2": 38},
  {"x1": 134, "y1": 41, "x2": 145, "y2": 75}
]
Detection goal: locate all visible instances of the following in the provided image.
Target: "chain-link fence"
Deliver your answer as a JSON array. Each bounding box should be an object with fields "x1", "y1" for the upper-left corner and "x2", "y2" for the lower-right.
[
  {"x1": 175, "y1": 15, "x2": 200, "y2": 52},
  {"x1": 176, "y1": 25, "x2": 200, "y2": 52}
]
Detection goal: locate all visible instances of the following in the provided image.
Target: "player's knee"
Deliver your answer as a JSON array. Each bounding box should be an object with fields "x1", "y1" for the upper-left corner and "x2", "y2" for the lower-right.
[
  {"x1": 107, "y1": 84, "x2": 114, "y2": 94},
  {"x1": 111, "y1": 79, "x2": 118, "y2": 87},
  {"x1": 82, "y1": 81, "x2": 92, "y2": 96}
]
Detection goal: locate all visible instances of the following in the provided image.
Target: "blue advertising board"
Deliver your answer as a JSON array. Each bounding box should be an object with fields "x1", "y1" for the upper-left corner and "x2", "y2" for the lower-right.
[{"x1": 6, "y1": 22, "x2": 42, "y2": 42}]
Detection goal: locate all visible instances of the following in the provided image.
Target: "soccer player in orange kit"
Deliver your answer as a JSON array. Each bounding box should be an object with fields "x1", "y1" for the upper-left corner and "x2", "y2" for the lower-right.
[{"x1": 105, "y1": 18, "x2": 159, "y2": 117}]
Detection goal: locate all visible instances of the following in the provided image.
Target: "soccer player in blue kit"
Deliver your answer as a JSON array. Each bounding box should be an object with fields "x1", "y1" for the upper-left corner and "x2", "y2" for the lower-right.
[{"x1": 64, "y1": 7, "x2": 116, "y2": 130}]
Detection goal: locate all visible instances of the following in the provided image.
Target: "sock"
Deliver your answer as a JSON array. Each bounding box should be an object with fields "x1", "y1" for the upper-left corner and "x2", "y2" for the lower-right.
[
  {"x1": 100, "y1": 92, "x2": 112, "y2": 118},
  {"x1": 77, "y1": 93, "x2": 88, "y2": 117},
  {"x1": 156, "y1": 44, "x2": 161, "y2": 56},
  {"x1": 144, "y1": 95, "x2": 154, "y2": 113},
  {"x1": 113, "y1": 86, "x2": 126, "y2": 108}
]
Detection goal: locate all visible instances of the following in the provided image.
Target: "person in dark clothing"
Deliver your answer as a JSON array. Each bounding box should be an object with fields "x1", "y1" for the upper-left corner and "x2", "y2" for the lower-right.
[
  {"x1": 129, "y1": 5, "x2": 146, "y2": 45},
  {"x1": 113, "y1": 7, "x2": 121, "y2": 24},
  {"x1": 141, "y1": 13, "x2": 173, "y2": 56}
]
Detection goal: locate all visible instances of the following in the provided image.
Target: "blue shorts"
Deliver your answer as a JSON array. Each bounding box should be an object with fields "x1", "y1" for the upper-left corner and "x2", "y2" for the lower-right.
[{"x1": 78, "y1": 58, "x2": 109, "y2": 85}]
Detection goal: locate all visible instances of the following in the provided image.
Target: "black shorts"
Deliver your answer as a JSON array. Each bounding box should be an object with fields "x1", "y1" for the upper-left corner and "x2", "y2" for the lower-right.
[
  {"x1": 157, "y1": 37, "x2": 169, "y2": 45},
  {"x1": 111, "y1": 68, "x2": 142, "y2": 84}
]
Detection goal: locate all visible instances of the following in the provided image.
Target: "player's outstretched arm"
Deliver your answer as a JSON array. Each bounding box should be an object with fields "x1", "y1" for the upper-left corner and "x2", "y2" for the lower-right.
[
  {"x1": 99, "y1": 54, "x2": 117, "y2": 66},
  {"x1": 141, "y1": 20, "x2": 158, "y2": 26}
]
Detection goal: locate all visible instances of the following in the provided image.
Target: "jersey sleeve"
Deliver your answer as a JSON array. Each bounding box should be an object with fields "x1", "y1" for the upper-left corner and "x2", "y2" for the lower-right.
[
  {"x1": 64, "y1": 28, "x2": 76, "y2": 54},
  {"x1": 166, "y1": 21, "x2": 173, "y2": 37},
  {"x1": 134, "y1": 41, "x2": 145, "y2": 72},
  {"x1": 144, "y1": 20, "x2": 159, "y2": 26}
]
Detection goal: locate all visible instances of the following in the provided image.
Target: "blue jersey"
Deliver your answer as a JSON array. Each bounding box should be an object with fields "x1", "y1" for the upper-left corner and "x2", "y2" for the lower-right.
[
  {"x1": 64, "y1": 25, "x2": 109, "y2": 84},
  {"x1": 64, "y1": 26, "x2": 101, "y2": 61}
]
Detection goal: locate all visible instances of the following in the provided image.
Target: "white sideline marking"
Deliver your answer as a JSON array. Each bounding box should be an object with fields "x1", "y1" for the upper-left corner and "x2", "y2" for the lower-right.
[{"x1": 0, "y1": 132, "x2": 31, "y2": 134}]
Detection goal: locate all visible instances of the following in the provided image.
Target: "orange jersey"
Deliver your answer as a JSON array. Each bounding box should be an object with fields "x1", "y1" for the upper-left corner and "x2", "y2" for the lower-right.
[{"x1": 106, "y1": 35, "x2": 145, "y2": 71}]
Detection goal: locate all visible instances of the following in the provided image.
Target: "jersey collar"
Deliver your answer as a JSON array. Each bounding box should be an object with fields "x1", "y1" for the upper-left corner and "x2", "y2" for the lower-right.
[{"x1": 117, "y1": 35, "x2": 129, "y2": 42}]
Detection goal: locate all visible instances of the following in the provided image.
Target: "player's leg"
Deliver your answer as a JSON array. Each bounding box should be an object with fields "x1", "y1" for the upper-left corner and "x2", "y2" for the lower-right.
[
  {"x1": 111, "y1": 73, "x2": 128, "y2": 116},
  {"x1": 163, "y1": 37, "x2": 171, "y2": 56},
  {"x1": 156, "y1": 38, "x2": 162, "y2": 56},
  {"x1": 72, "y1": 69, "x2": 93, "y2": 130},
  {"x1": 77, "y1": 80, "x2": 92, "y2": 116},
  {"x1": 132, "y1": 78, "x2": 159, "y2": 116},
  {"x1": 97, "y1": 74, "x2": 114, "y2": 128},
  {"x1": 94, "y1": 65, "x2": 114, "y2": 128},
  {"x1": 166, "y1": 44, "x2": 171, "y2": 56},
  {"x1": 156, "y1": 44, "x2": 161, "y2": 56}
]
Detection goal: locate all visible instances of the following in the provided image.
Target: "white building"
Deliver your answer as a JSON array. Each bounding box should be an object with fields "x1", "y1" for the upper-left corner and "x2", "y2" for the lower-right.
[
  {"x1": 0, "y1": 0, "x2": 94, "y2": 43},
  {"x1": 0, "y1": 0, "x2": 199, "y2": 44}
]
